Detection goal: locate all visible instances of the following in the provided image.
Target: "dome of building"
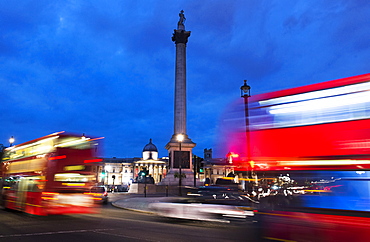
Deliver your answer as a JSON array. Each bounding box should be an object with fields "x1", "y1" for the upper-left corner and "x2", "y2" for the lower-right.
[
  {"x1": 143, "y1": 139, "x2": 158, "y2": 152},
  {"x1": 142, "y1": 139, "x2": 158, "y2": 160}
]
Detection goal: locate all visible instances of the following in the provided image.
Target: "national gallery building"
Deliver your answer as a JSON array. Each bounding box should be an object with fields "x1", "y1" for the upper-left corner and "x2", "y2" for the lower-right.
[
  {"x1": 97, "y1": 140, "x2": 237, "y2": 187},
  {"x1": 98, "y1": 139, "x2": 169, "y2": 186}
]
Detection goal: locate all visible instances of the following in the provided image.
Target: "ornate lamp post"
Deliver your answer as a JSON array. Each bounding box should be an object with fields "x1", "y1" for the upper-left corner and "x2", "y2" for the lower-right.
[
  {"x1": 9, "y1": 136, "x2": 15, "y2": 147},
  {"x1": 177, "y1": 133, "x2": 184, "y2": 196},
  {"x1": 240, "y1": 80, "x2": 251, "y2": 182}
]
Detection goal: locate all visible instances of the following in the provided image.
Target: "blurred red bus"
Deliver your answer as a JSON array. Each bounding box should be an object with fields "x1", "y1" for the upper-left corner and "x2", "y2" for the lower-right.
[
  {"x1": 225, "y1": 73, "x2": 370, "y2": 170},
  {"x1": 224, "y1": 73, "x2": 370, "y2": 241},
  {"x1": 0, "y1": 131, "x2": 103, "y2": 216}
]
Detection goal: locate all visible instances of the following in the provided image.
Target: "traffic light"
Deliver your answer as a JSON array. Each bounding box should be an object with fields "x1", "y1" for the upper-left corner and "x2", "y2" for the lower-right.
[
  {"x1": 101, "y1": 170, "x2": 106, "y2": 178},
  {"x1": 198, "y1": 159, "x2": 204, "y2": 173},
  {"x1": 193, "y1": 155, "x2": 204, "y2": 173}
]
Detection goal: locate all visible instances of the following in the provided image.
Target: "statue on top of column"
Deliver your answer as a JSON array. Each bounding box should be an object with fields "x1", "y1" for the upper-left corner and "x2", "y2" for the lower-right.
[{"x1": 178, "y1": 10, "x2": 186, "y2": 29}]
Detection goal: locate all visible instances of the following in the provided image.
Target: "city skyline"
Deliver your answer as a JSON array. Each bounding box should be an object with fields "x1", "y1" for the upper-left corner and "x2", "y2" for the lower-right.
[{"x1": 1, "y1": 1, "x2": 369, "y2": 158}]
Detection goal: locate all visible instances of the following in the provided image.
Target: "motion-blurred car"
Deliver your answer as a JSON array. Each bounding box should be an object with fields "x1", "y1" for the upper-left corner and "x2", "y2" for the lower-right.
[
  {"x1": 115, "y1": 185, "x2": 130, "y2": 192},
  {"x1": 149, "y1": 197, "x2": 254, "y2": 223},
  {"x1": 107, "y1": 185, "x2": 130, "y2": 192},
  {"x1": 187, "y1": 186, "x2": 257, "y2": 206},
  {"x1": 89, "y1": 186, "x2": 108, "y2": 204}
]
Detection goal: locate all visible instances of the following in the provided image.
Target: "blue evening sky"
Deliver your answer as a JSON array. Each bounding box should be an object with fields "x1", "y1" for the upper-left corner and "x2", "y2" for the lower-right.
[{"x1": 1, "y1": 0, "x2": 369, "y2": 158}]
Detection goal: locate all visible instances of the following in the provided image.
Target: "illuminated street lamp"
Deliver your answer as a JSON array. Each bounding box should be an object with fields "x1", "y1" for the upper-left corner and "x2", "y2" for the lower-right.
[
  {"x1": 240, "y1": 80, "x2": 251, "y2": 98},
  {"x1": 177, "y1": 133, "x2": 184, "y2": 196},
  {"x1": 9, "y1": 136, "x2": 15, "y2": 147},
  {"x1": 241, "y1": 80, "x2": 251, "y2": 180}
]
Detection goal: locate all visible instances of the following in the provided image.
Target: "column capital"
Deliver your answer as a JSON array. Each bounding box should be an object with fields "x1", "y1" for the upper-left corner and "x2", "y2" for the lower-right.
[{"x1": 172, "y1": 29, "x2": 191, "y2": 44}]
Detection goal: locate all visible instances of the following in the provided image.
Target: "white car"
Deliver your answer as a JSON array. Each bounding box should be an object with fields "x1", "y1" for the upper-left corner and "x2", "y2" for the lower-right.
[{"x1": 149, "y1": 199, "x2": 254, "y2": 223}]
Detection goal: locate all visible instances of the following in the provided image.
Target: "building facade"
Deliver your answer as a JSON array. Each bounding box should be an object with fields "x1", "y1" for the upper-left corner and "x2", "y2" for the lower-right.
[
  {"x1": 202, "y1": 149, "x2": 237, "y2": 184},
  {"x1": 96, "y1": 140, "x2": 241, "y2": 189},
  {"x1": 98, "y1": 139, "x2": 169, "y2": 186}
]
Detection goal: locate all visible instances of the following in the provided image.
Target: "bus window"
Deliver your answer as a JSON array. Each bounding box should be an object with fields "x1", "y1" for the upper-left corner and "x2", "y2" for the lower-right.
[{"x1": 54, "y1": 173, "x2": 94, "y2": 182}]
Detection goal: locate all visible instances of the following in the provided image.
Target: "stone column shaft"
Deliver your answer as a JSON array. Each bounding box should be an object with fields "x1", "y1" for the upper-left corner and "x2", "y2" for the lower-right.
[{"x1": 174, "y1": 42, "x2": 187, "y2": 135}]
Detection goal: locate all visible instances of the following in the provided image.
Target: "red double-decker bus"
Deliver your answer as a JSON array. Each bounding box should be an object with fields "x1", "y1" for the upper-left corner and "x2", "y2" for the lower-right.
[
  {"x1": 0, "y1": 131, "x2": 103, "y2": 216},
  {"x1": 223, "y1": 73, "x2": 370, "y2": 241},
  {"x1": 225, "y1": 73, "x2": 370, "y2": 169}
]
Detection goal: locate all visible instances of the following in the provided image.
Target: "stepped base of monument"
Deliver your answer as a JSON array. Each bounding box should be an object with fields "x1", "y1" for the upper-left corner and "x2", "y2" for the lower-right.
[{"x1": 158, "y1": 170, "x2": 203, "y2": 186}]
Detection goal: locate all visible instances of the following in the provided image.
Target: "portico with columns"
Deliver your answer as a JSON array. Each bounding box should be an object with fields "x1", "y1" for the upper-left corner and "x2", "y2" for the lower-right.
[{"x1": 134, "y1": 139, "x2": 168, "y2": 184}]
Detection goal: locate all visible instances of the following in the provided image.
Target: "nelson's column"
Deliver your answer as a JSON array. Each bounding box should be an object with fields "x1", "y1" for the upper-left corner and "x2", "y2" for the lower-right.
[{"x1": 161, "y1": 10, "x2": 196, "y2": 186}]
